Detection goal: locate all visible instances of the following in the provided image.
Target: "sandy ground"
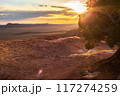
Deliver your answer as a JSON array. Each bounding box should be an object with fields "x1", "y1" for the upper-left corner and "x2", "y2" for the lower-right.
[{"x1": 0, "y1": 36, "x2": 117, "y2": 80}]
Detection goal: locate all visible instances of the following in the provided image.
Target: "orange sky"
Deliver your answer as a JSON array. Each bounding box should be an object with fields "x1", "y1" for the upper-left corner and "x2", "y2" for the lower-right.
[{"x1": 0, "y1": 0, "x2": 87, "y2": 24}]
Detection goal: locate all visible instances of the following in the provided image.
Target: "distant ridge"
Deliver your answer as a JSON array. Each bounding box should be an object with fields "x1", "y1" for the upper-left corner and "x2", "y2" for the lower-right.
[
  {"x1": 0, "y1": 23, "x2": 76, "y2": 28},
  {"x1": 0, "y1": 23, "x2": 49, "y2": 28}
]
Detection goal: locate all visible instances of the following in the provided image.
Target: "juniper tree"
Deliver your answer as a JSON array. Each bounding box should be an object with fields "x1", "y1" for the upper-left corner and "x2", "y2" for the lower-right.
[{"x1": 79, "y1": 0, "x2": 120, "y2": 79}]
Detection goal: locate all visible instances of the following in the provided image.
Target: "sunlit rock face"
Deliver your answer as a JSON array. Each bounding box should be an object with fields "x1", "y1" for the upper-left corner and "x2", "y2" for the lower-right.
[{"x1": 0, "y1": 36, "x2": 117, "y2": 80}]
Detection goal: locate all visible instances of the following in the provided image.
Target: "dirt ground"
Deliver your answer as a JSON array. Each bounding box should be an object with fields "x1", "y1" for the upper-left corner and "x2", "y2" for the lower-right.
[{"x1": 0, "y1": 36, "x2": 116, "y2": 80}]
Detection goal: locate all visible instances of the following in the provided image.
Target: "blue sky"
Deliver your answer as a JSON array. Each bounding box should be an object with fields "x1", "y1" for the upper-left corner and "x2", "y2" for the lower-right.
[{"x1": 0, "y1": 0, "x2": 87, "y2": 24}]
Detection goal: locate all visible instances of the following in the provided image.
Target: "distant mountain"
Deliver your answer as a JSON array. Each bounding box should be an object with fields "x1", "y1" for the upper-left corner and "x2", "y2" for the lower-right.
[
  {"x1": 0, "y1": 23, "x2": 49, "y2": 28},
  {"x1": 0, "y1": 23, "x2": 76, "y2": 28}
]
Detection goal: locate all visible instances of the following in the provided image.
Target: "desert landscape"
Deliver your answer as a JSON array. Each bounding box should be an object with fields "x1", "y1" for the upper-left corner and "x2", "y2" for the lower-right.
[
  {"x1": 0, "y1": 0, "x2": 120, "y2": 80},
  {"x1": 0, "y1": 24, "x2": 78, "y2": 40},
  {"x1": 0, "y1": 28, "x2": 118, "y2": 79}
]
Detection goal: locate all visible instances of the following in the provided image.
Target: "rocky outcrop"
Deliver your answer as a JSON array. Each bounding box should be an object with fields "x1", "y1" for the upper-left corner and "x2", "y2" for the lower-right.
[{"x1": 0, "y1": 36, "x2": 116, "y2": 80}]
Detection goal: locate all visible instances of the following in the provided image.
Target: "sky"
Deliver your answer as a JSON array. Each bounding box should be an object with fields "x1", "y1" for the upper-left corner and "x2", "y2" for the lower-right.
[{"x1": 0, "y1": 0, "x2": 87, "y2": 24}]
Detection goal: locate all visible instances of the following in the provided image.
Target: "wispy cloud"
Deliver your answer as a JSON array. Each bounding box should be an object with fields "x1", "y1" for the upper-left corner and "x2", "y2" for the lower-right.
[
  {"x1": 0, "y1": 11, "x2": 52, "y2": 21},
  {"x1": 0, "y1": 3, "x2": 78, "y2": 24},
  {"x1": 0, "y1": 10, "x2": 77, "y2": 21},
  {"x1": 39, "y1": 4, "x2": 74, "y2": 11},
  {"x1": 0, "y1": 3, "x2": 77, "y2": 21}
]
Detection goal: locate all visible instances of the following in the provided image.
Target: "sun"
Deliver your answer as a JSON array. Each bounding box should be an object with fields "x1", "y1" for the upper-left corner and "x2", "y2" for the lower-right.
[{"x1": 65, "y1": 1, "x2": 87, "y2": 14}]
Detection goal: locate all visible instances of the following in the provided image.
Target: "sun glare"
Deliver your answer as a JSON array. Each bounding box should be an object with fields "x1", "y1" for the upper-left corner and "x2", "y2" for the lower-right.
[{"x1": 65, "y1": 1, "x2": 87, "y2": 14}]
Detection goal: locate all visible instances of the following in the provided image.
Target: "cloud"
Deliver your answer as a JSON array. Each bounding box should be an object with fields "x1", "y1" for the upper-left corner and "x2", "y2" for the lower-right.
[
  {"x1": 39, "y1": 5, "x2": 48, "y2": 7},
  {"x1": 0, "y1": 3, "x2": 77, "y2": 21},
  {"x1": 0, "y1": 6, "x2": 3, "y2": 10},
  {"x1": 0, "y1": 4, "x2": 78, "y2": 24},
  {"x1": 0, "y1": 9, "x2": 77, "y2": 21},
  {"x1": 39, "y1": 4, "x2": 74, "y2": 11},
  {"x1": 0, "y1": 13, "x2": 9, "y2": 16},
  {"x1": 0, "y1": 4, "x2": 53, "y2": 11},
  {"x1": 0, "y1": 11, "x2": 51, "y2": 21}
]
